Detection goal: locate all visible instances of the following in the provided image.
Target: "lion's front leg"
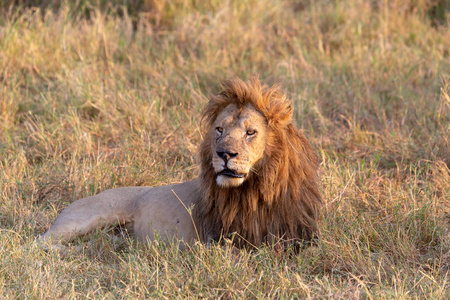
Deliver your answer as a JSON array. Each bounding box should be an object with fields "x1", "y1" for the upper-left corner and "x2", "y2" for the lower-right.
[{"x1": 39, "y1": 187, "x2": 143, "y2": 245}]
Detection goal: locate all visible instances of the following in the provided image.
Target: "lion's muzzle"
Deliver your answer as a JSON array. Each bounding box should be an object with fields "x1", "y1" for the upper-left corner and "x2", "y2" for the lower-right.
[{"x1": 216, "y1": 151, "x2": 238, "y2": 162}]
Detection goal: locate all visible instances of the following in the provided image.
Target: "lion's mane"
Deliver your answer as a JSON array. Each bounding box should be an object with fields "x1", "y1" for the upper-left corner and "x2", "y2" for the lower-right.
[{"x1": 195, "y1": 78, "x2": 322, "y2": 249}]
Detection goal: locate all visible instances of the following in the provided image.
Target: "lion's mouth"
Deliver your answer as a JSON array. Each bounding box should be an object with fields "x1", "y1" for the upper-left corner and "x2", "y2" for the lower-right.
[{"x1": 218, "y1": 169, "x2": 246, "y2": 178}]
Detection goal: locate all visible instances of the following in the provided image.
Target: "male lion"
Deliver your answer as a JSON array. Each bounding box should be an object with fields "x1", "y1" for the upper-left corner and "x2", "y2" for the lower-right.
[{"x1": 40, "y1": 78, "x2": 321, "y2": 250}]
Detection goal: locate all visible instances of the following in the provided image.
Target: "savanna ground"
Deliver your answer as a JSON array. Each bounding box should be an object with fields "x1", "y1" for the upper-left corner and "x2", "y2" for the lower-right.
[{"x1": 1, "y1": 0, "x2": 449, "y2": 298}]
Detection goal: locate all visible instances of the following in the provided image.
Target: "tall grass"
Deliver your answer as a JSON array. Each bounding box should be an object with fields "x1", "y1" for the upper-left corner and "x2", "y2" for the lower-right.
[{"x1": 1, "y1": 0, "x2": 449, "y2": 298}]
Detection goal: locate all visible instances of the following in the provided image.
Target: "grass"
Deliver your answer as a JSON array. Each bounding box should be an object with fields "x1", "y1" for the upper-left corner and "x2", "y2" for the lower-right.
[{"x1": 1, "y1": 0, "x2": 449, "y2": 298}]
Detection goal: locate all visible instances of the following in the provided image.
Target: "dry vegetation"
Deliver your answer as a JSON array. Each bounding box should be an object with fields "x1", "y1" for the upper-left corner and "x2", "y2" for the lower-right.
[{"x1": 1, "y1": 0, "x2": 449, "y2": 298}]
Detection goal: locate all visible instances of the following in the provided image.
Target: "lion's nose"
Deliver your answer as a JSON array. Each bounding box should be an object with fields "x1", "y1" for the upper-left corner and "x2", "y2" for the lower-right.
[{"x1": 217, "y1": 151, "x2": 238, "y2": 162}]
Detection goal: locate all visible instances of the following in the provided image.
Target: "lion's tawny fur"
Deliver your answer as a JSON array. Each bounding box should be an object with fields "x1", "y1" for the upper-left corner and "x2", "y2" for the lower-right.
[
  {"x1": 196, "y1": 78, "x2": 322, "y2": 248},
  {"x1": 40, "y1": 78, "x2": 321, "y2": 252}
]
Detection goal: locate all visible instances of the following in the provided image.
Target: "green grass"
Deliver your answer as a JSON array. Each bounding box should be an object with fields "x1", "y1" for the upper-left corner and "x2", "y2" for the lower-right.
[{"x1": 1, "y1": 0, "x2": 449, "y2": 298}]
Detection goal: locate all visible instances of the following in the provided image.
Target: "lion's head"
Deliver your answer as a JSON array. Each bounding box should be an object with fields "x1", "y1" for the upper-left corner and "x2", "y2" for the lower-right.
[
  {"x1": 195, "y1": 78, "x2": 321, "y2": 249},
  {"x1": 209, "y1": 100, "x2": 267, "y2": 188}
]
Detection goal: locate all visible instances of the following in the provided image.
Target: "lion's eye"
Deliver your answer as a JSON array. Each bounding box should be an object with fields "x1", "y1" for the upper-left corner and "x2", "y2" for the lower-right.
[
  {"x1": 246, "y1": 129, "x2": 256, "y2": 136},
  {"x1": 216, "y1": 127, "x2": 223, "y2": 134}
]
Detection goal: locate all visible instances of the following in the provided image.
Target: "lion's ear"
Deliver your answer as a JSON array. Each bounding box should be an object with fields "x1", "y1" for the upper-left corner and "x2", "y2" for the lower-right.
[
  {"x1": 266, "y1": 97, "x2": 293, "y2": 128},
  {"x1": 259, "y1": 82, "x2": 294, "y2": 127},
  {"x1": 200, "y1": 96, "x2": 227, "y2": 131}
]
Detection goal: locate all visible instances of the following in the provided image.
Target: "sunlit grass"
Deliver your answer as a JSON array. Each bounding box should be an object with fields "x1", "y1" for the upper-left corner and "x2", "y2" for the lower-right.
[{"x1": 0, "y1": 0, "x2": 449, "y2": 298}]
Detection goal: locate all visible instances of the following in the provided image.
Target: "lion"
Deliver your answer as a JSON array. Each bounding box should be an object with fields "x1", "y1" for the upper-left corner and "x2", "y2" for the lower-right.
[{"x1": 39, "y1": 78, "x2": 321, "y2": 250}]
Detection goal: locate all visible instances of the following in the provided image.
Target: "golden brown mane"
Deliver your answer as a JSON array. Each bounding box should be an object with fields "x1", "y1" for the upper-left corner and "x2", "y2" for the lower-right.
[{"x1": 195, "y1": 78, "x2": 322, "y2": 249}]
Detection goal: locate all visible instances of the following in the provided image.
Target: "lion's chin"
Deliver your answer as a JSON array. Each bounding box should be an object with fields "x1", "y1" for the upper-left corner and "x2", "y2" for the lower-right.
[{"x1": 216, "y1": 175, "x2": 246, "y2": 187}]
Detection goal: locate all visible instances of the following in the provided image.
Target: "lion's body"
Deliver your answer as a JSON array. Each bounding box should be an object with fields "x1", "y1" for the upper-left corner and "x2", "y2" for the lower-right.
[
  {"x1": 41, "y1": 180, "x2": 201, "y2": 247},
  {"x1": 41, "y1": 78, "x2": 321, "y2": 250}
]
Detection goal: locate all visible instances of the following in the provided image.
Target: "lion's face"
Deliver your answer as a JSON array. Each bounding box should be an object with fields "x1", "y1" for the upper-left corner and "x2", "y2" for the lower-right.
[{"x1": 210, "y1": 103, "x2": 267, "y2": 187}]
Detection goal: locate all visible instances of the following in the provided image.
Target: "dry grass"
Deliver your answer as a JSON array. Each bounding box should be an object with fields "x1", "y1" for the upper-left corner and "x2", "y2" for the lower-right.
[{"x1": 1, "y1": 0, "x2": 449, "y2": 298}]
